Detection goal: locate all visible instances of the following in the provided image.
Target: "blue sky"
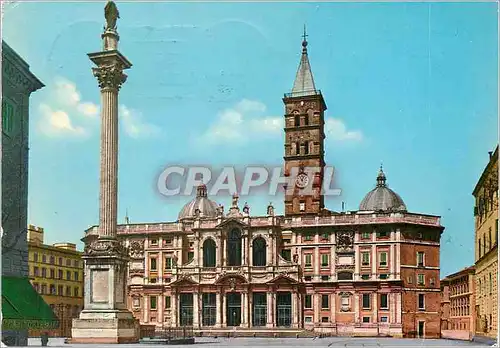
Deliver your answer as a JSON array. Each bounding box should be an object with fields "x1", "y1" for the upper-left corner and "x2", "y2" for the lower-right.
[{"x1": 3, "y1": 1, "x2": 498, "y2": 277}]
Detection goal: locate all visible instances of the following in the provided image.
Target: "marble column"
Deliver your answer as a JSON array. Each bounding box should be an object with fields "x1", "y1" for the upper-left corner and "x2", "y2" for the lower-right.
[
  {"x1": 72, "y1": 2, "x2": 138, "y2": 344},
  {"x1": 241, "y1": 292, "x2": 248, "y2": 326},
  {"x1": 193, "y1": 292, "x2": 199, "y2": 327},
  {"x1": 215, "y1": 291, "x2": 222, "y2": 327},
  {"x1": 354, "y1": 293, "x2": 360, "y2": 323},
  {"x1": 171, "y1": 292, "x2": 178, "y2": 327},
  {"x1": 373, "y1": 293, "x2": 378, "y2": 323},
  {"x1": 266, "y1": 291, "x2": 273, "y2": 327},
  {"x1": 222, "y1": 293, "x2": 227, "y2": 327},
  {"x1": 292, "y1": 291, "x2": 299, "y2": 327}
]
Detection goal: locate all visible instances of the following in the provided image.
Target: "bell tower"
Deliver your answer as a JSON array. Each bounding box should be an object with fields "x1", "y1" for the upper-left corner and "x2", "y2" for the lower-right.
[{"x1": 283, "y1": 27, "x2": 327, "y2": 216}]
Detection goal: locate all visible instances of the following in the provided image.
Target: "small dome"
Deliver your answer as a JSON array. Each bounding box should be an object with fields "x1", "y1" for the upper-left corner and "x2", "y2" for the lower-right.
[
  {"x1": 359, "y1": 167, "x2": 407, "y2": 212},
  {"x1": 178, "y1": 184, "x2": 219, "y2": 220}
]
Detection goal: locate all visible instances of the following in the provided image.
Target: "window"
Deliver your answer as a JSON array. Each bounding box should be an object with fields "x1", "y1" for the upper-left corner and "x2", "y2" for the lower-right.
[
  {"x1": 321, "y1": 275, "x2": 329, "y2": 281},
  {"x1": 58, "y1": 285, "x2": 63, "y2": 295},
  {"x1": 66, "y1": 271, "x2": 71, "y2": 280},
  {"x1": 377, "y1": 230, "x2": 389, "y2": 238},
  {"x1": 479, "y1": 238, "x2": 482, "y2": 257},
  {"x1": 58, "y1": 257, "x2": 63, "y2": 265},
  {"x1": 73, "y1": 260, "x2": 79, "y2": 268},
  {"x1": 417, "y1": 252, "x2": 424, "y2": 267},
  {"x1": 150, "y1": 239, "x2": 158, "y2": 246},
  {"x1": 362, "y1": 231, "x2": 371, "y2": 239},
  {"x1": 361, "y1": 274, "x2": 370, "y2": 280},
  {"x1": 150, "y1": 258, "x2": 157, "y2": 271},
  {"x1": 50, "y1": 284, "x2": 56, "y2": 295},
  {"x1": 417, "y1": 274, "x2": 425, "y2": 286},
  {"x1": 50, "y1": 269, "x2": 55, "y2": 278},
  {"x1": 2, "y1": 99, "x2": 14, "y2": 134},
  {"x1": 203, "y1": 239, "x2": 217, "y2": 267},
  {"x1": 33, "y1": 253, "x2": 38, "y2": 262},
  {"x1": 321, "y1": 294, "x2": 329, "y2": 309},
  {"x1": 281, "y1": 249, "x2": 291, "y2": 261},
  {"x1": 150, "y1": 278, "x2": 157, "y2": 284},
  {"x1": 379, "y1": 252, "x2": 387, "y2": 267},
  {"x1": 418, "y1": 294, "x2": 425, "y2": 310},
  {"x1": 252, "y1": 237, "x2": 267, "y2": 267},
  {"x1": 321, "y1": 254, "x2": 329, "y2": 267},
  {"x1": 66, "y1": 286, "x2": 71, "y2": 296},
  {"x1": 304, "y1": 295, "x2": 312, "y2": 309},
  {"x1": 160, "y1": 257, "x2": 171, "y2": 270},
  {"x1": 361, "y1": 252, "x2": 370, "y2": 266},
  {"x1": 304, "y1": 254, "x2": 312, "y2": 267},
  {"x1": 187, "y1": 251, "x2": 194, "y2": 262},
  {"x1": 362, "y1": 316, "x2": 370, "y2": 323},
  {"x1": 304, "y1": 276, "x2": 312, "y2": 281},
  {"x1": 304, "y1": 141, "x2": 309, "y2": 155},
  {"x1": 66, "y1": 259, "x2": 71, "y2": 266},
  {"x1": 321, "y1": 232, "x2": 329, "y2": 241},
  {"x1": 379, "y1": 274, "x2": 388, "y2": 279},
  {"x1": 295, "y1": 142, "x2": 300, "y2": 155},
  {"x1": 58, "y1": 269, "x2": 63, "y2": 279},
  {"x1": 490, "y1": 273, "x2": 493, "y2": 294},
  {"x1": 41, "y1": 284, "x2": 47, "y2": 294},
  {"x1": 42, "y1": 255, "x2": 47, "y2": 263},
  {"x1": 163, "y1": 296, "x2": 171, "y2": 309},
  {"x1": 304, "y1": 233, "x2": 313, "y2": 241},
  {"x1": 42, "y1": 268, "x2": 47, "y2": 278},
  {"x1": 362, "y1": 294, "x2": 370, "y2": 309},
  {"x1": 150, "y1": 296, "x2": 157, "y2": 310},
  {"x1": 305, "y1": 316, "x2": 313, "y2": 323},
  {"x1": 50, "y1": 256, "x2": 55, "y2": 264},
  {"x1": 380, "y1": 294, "x2": 388, "y2": 309},
  {"x1": 299, "y1": 202, "x2": 306, "y2": 212},
  {"x1": 380, "y1": 316, "x2": 388, "y2": 323},
  {"x1": 74, "y1": 287, "x2": 79, "y2": 297},
  {"x1": 321, "y1": 317, "x2": 329, "y2": 323},
  {"x1": 227, "y1": 229, "x2": 242, "y2": 266},
  {"x1": 34, "y1": 267, "x2": 39, "y2": 277},
  {"x1": 489, "y1": 228, "x2": 492, "y2": 249},
  {"x1": 74, "y1": 271, "x2": 79, "y2": 281},
  {"x1": 294, "y1": 114, "x2": 300, "y2": 127}
]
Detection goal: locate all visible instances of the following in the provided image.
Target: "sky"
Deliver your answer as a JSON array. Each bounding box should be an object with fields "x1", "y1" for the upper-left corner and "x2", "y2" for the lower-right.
[{"x1": 2, "y1": 1, "x2": 498, "y2": 277}]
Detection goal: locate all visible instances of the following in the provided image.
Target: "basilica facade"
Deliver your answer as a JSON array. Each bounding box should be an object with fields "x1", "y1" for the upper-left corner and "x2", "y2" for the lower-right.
[{"x1": 83, "y1": 35, "x2": 444, "y2": 338}]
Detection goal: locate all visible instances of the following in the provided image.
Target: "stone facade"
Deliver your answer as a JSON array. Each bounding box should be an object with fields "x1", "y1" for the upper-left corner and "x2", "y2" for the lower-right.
[
  {"x1": 1, "y1": 41, "x2": 44, "y2": 346},
  {"x1": 440, "y1": 266, "x2": 476, "y2": 340},
  {"x1": 473, "y1": 146, "x2": 498, "y2": 339}
]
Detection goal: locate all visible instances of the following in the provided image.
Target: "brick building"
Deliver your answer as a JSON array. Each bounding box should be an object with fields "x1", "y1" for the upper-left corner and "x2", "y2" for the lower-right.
[
  {"x1": 440, "y1": 266, "x2": 476, "y2": 340},
  {"x1": 82, "y1": 33, "x2": 445, "y2": 338},
  {"x1": 473, "y1": 145, "x2": 498, "y2": 340}
]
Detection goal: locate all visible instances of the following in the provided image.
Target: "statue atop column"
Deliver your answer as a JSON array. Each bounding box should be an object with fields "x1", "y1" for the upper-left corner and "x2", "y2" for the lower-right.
[{"x1": 104, "y1": 1, "x2": 120, "y2": 31}]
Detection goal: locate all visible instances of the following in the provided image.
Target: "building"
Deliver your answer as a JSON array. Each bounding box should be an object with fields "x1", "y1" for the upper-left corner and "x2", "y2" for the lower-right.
[
  {"x1": 440, "y1": 266, "x2": 476, "y2": 340},
  {"x1": 473, "y1": 146, "x2": 498, "y2": 339},
  {"x1": 26, "y1": 225, "x2": 84, "y2": 336},
  {"x1": 83, "y1": 34, "x2": 445, "y2": 338},
  {"x1": 1, "y1": 41, "x2": 58, "y2": 346}
]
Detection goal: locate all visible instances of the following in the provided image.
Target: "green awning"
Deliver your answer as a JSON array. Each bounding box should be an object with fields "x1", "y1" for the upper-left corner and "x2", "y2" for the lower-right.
[{"x1": 1, "y1": 276, "x2": 59, "y2": 330}]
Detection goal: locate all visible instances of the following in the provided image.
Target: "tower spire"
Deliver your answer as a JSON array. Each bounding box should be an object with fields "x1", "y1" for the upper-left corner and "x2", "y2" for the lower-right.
[{"x1": 291, "y1": 25, "x2": 317, "y2": 97}]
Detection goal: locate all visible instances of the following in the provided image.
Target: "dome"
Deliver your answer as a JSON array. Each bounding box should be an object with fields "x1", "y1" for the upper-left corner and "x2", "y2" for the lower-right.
[
  {"x1": 359, "y1": 167, "x2": 407, "y2": 212},
  {"x1": 178, "y1": 184, "x2": 219, "y2": 220}
]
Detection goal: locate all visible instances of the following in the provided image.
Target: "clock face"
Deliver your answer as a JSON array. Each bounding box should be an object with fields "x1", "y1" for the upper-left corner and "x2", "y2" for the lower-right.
[{"x1": 295, "y1": 173, "x2": 310, "y2": 189}]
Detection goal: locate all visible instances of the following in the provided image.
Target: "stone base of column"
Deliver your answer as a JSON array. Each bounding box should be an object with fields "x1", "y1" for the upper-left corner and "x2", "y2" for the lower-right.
[{"x1": 70, "y1": 310, "x2": 139, "y2": 344}]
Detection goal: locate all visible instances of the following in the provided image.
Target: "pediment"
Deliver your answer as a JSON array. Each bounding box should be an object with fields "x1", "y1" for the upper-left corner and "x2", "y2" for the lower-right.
[
  {"x1": 170, "y1": 276, "x2": 198, "y2": 286},
  {"x1": 266, "y1": 274, "x2": 298, "y2": 285},
  {"x1": 216, "y1": 217, "x2": 248, "y2": 229}
]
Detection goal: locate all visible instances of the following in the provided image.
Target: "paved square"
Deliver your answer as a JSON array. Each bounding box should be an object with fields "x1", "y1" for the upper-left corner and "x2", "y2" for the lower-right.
[{"x1": 28, "y1": 337, "x2": 492, "y2": 347}]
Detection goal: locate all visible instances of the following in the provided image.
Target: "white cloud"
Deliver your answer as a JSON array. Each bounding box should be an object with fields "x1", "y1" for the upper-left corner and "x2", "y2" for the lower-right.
[
  {"x1": 120, "y1": 105, "x2": 161, "y2": 139},
  {"x1": 38, "y1": 77, "x2": 158, "y2": 139},
  {"x1": 325, "y1": 118, "x2": 363, "y2": 142},
  {"x1": 38, "y1": 104, "x2": 87, "y2": 137},
  {"x1": 200, "y1": 99, "x2": 363, "y2": 146},
  {"x1": 201, "y1": 99, "x2": 281, "y2": 144}
]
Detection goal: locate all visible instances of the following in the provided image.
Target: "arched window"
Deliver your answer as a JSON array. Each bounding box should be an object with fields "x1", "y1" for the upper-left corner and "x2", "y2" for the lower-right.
[
  {"x1": 252, "y1": 237, "x2": 266, "y2": 266},
  {"x1": 294, "y1": 114, "x2": 300, "y2": 127},
  {"x1": 203, "y1": 239, "x2": 216, "y2": 267},
  {"x1": 227, "y1": 229, "x2": 242, "y2": 266},
  {"x1": 304, "y1": 141, "x2": 309, "y2": 155},
  {"x1": 295, "y1": 142, "x2": 301, "y2": 155}
]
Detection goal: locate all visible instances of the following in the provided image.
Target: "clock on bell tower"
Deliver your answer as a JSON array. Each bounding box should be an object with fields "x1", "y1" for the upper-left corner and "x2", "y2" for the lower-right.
[{"x1": 283, "y1": 27, "x2": 327, "y2": 216}]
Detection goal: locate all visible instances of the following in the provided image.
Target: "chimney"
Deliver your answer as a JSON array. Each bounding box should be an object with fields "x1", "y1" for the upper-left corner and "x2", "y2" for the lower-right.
[{"x1": 488, "y1": 151, "x2": 493, "y2": 159}]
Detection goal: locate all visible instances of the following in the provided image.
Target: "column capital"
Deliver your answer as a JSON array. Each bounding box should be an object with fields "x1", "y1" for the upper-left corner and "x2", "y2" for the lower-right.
[{"x1": 92, "y1": 64, "x2": 127, "y2": 90}]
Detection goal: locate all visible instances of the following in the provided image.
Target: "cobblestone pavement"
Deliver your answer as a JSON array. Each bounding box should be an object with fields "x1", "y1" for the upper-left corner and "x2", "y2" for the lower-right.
[{"x1": 27, "y1": 337, "x2": 493, "y2": 347}]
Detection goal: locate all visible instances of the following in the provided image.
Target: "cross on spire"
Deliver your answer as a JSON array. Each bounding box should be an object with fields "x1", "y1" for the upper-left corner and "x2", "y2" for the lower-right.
[
  {"x1": 302, "y1": 24, "x2": 308, "y2": 50},
  {"x1": 302, "y1": 24, "x2": 308, "y2": 42}
]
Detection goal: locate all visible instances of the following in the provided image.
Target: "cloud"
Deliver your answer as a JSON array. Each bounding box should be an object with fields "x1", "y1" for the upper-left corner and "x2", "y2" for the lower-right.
[
  {"x1": 37, "y1": 77, "x2": 159, "y2": 139},
  {"x1": 119, "y1": 105, "x2": 161, "y2": 139},
  {"x1": 325, "y1": 118, "x2": 363, "y2": 142},
  {"x1": 200, "y1": 99, "x2": 281, "y2": 144},
  {"x1": 200, "y1": 99, "x2": 363, "y2": 145},
  {"x1": 38, "y1": 104, "x2": 87, "y2": 137}
]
